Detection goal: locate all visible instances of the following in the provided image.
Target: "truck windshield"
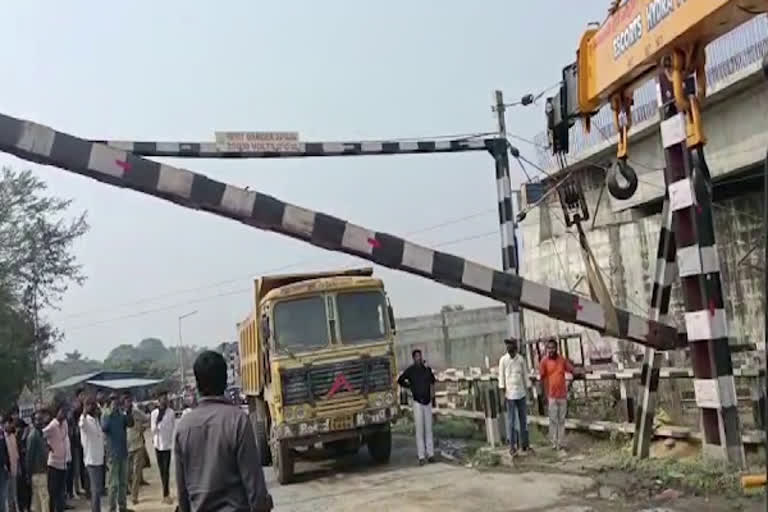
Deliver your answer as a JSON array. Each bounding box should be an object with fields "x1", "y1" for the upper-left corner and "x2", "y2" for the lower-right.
[
  {"x1": 273, "y1": 295, "x2": 329, "y2": 351},
  {"x1": 336, "y1": 290, "x2": 389, "y2": 344}
]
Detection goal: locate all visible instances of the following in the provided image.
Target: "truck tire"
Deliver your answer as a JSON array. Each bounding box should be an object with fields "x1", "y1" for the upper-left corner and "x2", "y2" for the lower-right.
[
  {"x1": 250, "y1": 398, "x2": 272, "y2": 466},
  {"x1": 367, "y1": 426, "x2": 392, "y2": 464},
  {"x1": 273, "y1": 440, "x2": 294, "y2": 485}
]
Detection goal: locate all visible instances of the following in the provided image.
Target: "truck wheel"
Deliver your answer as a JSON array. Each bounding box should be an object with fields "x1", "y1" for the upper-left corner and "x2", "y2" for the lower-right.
[
  {"x1": 250, "y1": 398, "x2": 272, "y2": 466},
  {"x1": 273, "y1": 440, "x2": 294, "y2": 485},
  {"x1": 367, "y1": 426, "x2": 392, "y2": 464}
]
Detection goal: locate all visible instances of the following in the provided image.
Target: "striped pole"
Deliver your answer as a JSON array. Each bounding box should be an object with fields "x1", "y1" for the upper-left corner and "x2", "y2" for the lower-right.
[
  {"x1": 493, "y1": 92, "x2": 524, "y2": 343},
  {"x1": 657, "y1": 70, "x2": 744, "y2": 465},
  {"x1": 484, "y1": 385, "x2": 502, "y2": 447},
  {"x1": 633, "y1": 198, "x2": 677, "y2": 457}
]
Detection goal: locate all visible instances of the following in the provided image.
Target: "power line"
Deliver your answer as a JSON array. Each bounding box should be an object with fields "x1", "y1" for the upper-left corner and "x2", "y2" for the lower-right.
[
  {"x1": 60, "y1": 229, "x2": 501, "y2": 332},
  {"x1": 367, "y1": 131, "x2": 497, "y2": 143},
  {"x1": 59, "y1": 208, "x2": 496, "y2": 321},
  {"x1": 507, "y1": 133, "x2": 548, "y2": 150}
]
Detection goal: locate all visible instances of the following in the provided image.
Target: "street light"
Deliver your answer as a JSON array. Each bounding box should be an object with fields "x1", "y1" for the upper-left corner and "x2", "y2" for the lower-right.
[{"x1": 178, "y1": 310, "x2": 198, "y2": 391}]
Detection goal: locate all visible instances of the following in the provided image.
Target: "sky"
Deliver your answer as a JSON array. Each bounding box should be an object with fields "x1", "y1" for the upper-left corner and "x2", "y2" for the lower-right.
[{"x1": 0, "y1": 1, "x2": 608, "y2": 360}]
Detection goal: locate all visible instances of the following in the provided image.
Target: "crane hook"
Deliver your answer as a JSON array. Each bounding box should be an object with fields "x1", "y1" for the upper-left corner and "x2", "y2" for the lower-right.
[{"x1": 607, "y1": 158, "x2": 638, "y2": 200}]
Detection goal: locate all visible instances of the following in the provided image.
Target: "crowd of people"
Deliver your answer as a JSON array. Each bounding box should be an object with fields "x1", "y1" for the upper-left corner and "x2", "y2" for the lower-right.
[
  {"x1": 0, "y1": 350, "x2": 274, "y2": 512},
  {"x1": 0, "y1": 386, "x2": 179, "y2": 512}
]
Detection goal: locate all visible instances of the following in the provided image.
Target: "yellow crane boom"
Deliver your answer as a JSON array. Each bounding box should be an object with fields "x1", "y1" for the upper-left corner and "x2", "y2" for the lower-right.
[
  {"x1": 578, "y1": 0, "x2": 756, "y2": 114},
  {"x1": 548, "y1": 0, "x2": 766, "y2": 200}
]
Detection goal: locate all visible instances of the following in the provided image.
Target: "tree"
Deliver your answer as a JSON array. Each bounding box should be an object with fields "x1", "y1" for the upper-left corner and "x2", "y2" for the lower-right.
[
  {"x1": 0, "y1": 287, "x2": 36, "y2": 410},
  {"x1": 103, "y1": 344, "x2": 139, "y2": 370},
  {"x1": 0, "y1": 167, "x2": 89, "y2": 397},
  {"x1": 64, "y1": 350, "x2": 83, "y2": 362},
  {"x1": 136, "y1": 338, "x2": 172, "y2": 363}
]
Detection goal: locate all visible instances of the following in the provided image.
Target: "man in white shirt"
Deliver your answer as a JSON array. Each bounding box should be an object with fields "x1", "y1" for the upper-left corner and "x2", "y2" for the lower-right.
[
  {"x1": 79, "y1": 396, "x2": 105, "y2": 512},
  {"x1": 150, "y1": 393, "x2": 175, "y2": 505},
  {"x1": 498, "y1": 338, "x2": 531, "y2": 456}
]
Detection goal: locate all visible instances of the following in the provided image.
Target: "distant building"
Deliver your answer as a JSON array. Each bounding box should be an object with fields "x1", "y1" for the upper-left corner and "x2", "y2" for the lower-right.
[
  {"x1": 217, "y1": 341, "x2": 241, "y2": 390},
  {"x1": 47, "y1": 370, "x2": 164, "y2": 402}
]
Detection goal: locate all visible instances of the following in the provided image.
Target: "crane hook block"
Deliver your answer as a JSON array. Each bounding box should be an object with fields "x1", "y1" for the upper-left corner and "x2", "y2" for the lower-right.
[{"x1": 607, "y1": 159, "x2": 638, "y2": 201}]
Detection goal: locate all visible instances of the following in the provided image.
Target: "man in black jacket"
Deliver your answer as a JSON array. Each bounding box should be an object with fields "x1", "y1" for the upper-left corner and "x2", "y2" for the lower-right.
[{"x1": 397, "y1": 349, "x2": 436, "y2": 466}]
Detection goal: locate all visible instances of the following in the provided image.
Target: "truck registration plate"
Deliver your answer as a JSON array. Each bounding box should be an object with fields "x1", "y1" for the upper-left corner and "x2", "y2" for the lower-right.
[{"x1": 330, "y1": 415, "x2": 353, "y2": 431}]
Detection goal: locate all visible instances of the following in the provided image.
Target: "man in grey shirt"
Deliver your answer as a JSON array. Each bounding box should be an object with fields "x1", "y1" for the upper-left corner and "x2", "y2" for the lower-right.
[{"x1": 174, "y1": 351, "x2": 273, "y2": 512}]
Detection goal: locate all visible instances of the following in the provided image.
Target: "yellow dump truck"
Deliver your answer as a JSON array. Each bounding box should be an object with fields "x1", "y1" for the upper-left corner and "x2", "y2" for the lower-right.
[{"x1": 238, "y1": 267, "x2": 400, "y2": 484}]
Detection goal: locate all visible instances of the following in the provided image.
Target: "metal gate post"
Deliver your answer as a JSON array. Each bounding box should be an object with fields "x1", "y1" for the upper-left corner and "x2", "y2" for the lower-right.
[
  {"x1": 492, "y1": 91, "x2": 525, "y2": 344},
  {"x1": 633, "y1": 198, "x2": 676, "y2": 457},
  {"x1": 658, "y1": 72, "x2": 744, "y2": 465}
]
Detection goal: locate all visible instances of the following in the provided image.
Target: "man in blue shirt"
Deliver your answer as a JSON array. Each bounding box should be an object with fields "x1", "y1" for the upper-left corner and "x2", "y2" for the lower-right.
[{"x1": 101, "y1": 392, "x2": 134, "y2": 512}]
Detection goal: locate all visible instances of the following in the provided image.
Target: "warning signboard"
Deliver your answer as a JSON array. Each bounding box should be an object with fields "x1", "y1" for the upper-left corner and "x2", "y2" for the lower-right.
[{"x1": 214, "y1": 131, "x2": 300, "y2": 152}]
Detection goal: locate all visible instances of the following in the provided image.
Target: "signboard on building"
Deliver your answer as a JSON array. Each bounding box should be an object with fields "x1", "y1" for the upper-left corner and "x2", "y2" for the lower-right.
[{"x1": 214, "y1": 131, "x2": 300, "y2": 152}]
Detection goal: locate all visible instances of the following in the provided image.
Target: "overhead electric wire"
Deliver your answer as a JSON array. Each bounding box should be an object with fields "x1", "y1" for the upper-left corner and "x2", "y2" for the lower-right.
[
  {"x1": 369, "y1": 130, "x2": 497, "y2": 143},
  {"x1": 60, "y1": 208, "x2": 497, "y2": 321},
  {"x1": 60, "y1": 228, "x2": 501, "y2": 332},
  {"x1": 514, "y1": 156, "x2": 533, "y2": 182},
  {"x1": 506, "y1": 133, "x2": 548, "y2": 150}
]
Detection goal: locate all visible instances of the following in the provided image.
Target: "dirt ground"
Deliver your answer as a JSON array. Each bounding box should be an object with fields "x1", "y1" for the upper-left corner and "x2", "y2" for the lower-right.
[
  {"x1": 69, "y1": 430, "x2": 765, "y2": 512},
  {"x1": 453, "y1": 426, "x2": 766, "y2": 512}
]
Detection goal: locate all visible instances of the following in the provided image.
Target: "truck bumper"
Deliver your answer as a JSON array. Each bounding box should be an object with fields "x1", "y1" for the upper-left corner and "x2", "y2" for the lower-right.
[{"x1": 274, "y1": 406, "x2": 399, "y2": 441}]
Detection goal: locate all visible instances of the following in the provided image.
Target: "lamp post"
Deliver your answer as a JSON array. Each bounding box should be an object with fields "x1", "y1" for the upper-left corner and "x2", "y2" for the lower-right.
[{"x1": 178, "y1": 310, "x2": 198, "y2": 391}]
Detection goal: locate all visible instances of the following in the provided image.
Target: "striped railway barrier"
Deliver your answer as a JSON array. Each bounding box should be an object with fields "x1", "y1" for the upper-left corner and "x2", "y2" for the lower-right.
[{"x1": 0, "y1": 113, "x2": 685, "y2": 352}]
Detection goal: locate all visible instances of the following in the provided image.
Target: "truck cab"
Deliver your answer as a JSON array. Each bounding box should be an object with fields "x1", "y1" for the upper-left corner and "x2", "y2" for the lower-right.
[{"x1": 238, "y1": 268, "x2": 399, "y2": 484}]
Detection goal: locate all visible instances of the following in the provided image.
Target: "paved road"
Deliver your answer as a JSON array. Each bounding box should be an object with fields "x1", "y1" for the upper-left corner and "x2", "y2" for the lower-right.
[{"x1": 71, "y1": 436, "x2": 593, "y2": 512}]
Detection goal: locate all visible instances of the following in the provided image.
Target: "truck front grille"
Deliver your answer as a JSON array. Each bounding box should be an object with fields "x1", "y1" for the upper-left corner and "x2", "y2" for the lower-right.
[{"x1": 280, "y1": 357, "x2": 391, "y2": 406}]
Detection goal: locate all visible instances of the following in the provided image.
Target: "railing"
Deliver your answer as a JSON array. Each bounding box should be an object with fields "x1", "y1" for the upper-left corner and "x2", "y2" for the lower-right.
[
  {"x1": 401, "y1": 366, "x2": 767, "y2": 448},
  {"x1": 533, "y1": 15, "x2": 768, "y2": 171}
]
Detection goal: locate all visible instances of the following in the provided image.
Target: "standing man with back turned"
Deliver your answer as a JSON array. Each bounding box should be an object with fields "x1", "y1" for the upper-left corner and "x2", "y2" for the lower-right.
[
  {"x1": 397, "y1": 349, "x2": 436, "y2": 466},
  {"x1": 174, "y1": 351, "x2": 273, "y2": 512},
  {"x1": 498, "y1": 338, "x2": 531, "y2": 457}
]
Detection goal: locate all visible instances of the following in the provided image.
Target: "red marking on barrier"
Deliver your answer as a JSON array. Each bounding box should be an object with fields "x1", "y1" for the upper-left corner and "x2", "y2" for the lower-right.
[
  {"x1": 575, "y1": 299, "x2": 583, "y2": 312},
  {"x1": 326, "y1": 373, "x2": 354, "y2": 399},
  {"x1": 115, "y1": 160, "x2": 131, "y2": 172},
  {"x1": 708, "y1": 298, "x2": 716, "y2": 317},
  {"x1": 367, "y1": 237, "x2": 381, "y2": 249}
]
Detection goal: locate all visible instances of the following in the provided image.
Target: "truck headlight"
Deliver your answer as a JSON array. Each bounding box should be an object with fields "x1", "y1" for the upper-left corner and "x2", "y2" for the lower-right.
[
  {"x1": 384, "y1": 392, "x2": 394, "y2": 404},
  {"x1": 373, "y1": 396, "x2": 383, "y2": 408},
  {"x1": 296, "y1": 407, "x2": 306, "y2": 419}
]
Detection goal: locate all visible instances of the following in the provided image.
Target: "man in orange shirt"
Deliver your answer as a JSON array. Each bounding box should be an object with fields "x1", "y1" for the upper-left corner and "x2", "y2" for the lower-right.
[{"x1": 539, "y1": 339, "x2": 577, "y2": 451}]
